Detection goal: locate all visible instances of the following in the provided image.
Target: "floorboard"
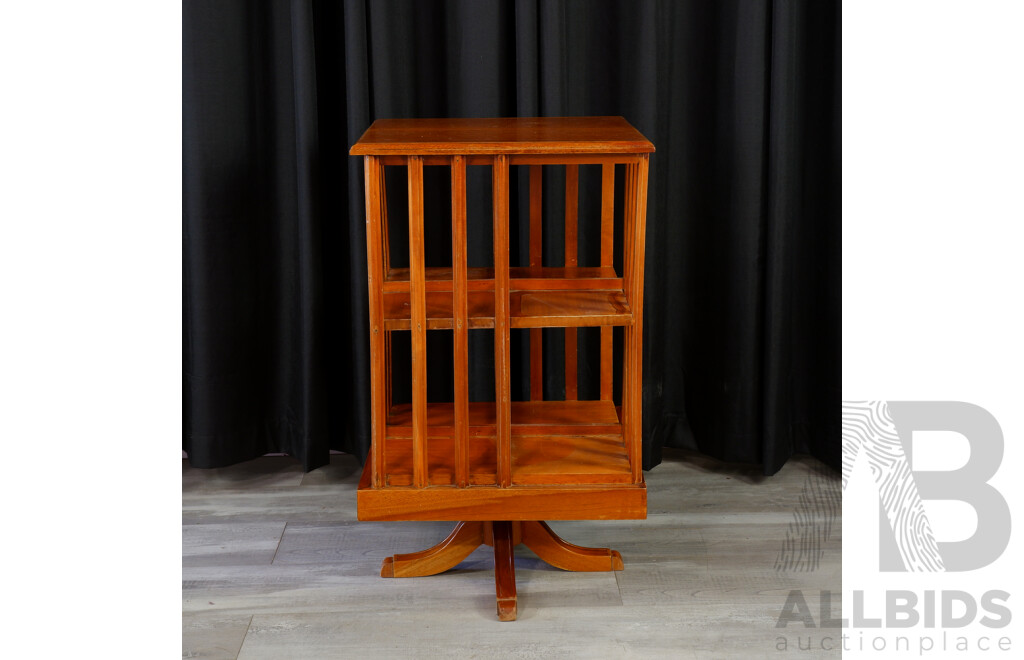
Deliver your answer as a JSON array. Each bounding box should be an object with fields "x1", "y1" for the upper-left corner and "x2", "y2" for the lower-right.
[{"x1": 183, "y1": 449, "x2": 841, "y2": 658}]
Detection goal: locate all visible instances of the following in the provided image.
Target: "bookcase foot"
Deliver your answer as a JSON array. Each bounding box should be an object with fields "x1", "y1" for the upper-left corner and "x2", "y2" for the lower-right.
[
  {"x1": 379, "y1": 520, "x2": 623, "y2": 620},
  {"x1": 380, "y1": 521, "x2": 484, "y2": 577},
  {"x1": 521, "y1": 520, "x2": 624, "y2": 572}
]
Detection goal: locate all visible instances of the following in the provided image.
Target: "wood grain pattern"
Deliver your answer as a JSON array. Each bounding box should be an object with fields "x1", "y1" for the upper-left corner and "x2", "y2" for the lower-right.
[
  {"x1": 376, "y1": 153, "x2": 642, "y2": 166},
  {"x1": 383, "y1": 266, "x2": 621, "y2": 292},
  {"x1": 493, "y1": 155, "x2": 512, "y2": 488},
  {"x1": 357, "y1": 459, "x2": 646, "y2": 521},
  {"x1": 363, "y1": 156, "x2": 387, "y2": 488},
  {"x1": 564, "y1": 164, "x2": 579, "y2": 401},
  {"x1": 380, "y1": 521, "x2": 484, "y2": 577},
  {"x1": 350, "y1": 117, "x2": 655, "y2": 155},
  {"x1": 629, "y1": 156, "x2": 650, "y2": 484},
  {"x1": 389, "y1": 287, "x2": 637, "y2": 331},
  {"x1": 451, "y1": 155, "x2": 469, "y2": 488},
  {"x1": 513, "y1": 290, "x2": 630, "y2": 328},
  {"x1": 600, "y1": 163, "x2": 615, "y2": 401},
  {"x1": 521, "y1": 521, "x2": 624, "y2": 572},
  {"x1": 529, "y1": 165, "x2": 543, "y2": 401},
  {"x1": 407, "y1": 155, "x2": 428, "y2": 488},
  {"x1": 482, "y1": 520, "x2": 522, "y2": 547},
  {"x1": 385, "y1": 400, "x2": 622, "y2": 438},
  {"x1": 381, "y1": 169, "x2": 393, "y2": 412},
  {"x1": 379, "y1": 434, "x2": 631, "y2": 488},
  {"x1": 621, "y1": 162, "x2": 638, "y2": 479},
  {"x1": 493, "y1": 521, "x2": 518, "y2": 621}
]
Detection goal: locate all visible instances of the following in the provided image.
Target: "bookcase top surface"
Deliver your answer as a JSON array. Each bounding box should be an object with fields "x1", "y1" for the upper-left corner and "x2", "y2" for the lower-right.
[{"x1": 350, "y1": 116, "x2": 654, "y2": 156}]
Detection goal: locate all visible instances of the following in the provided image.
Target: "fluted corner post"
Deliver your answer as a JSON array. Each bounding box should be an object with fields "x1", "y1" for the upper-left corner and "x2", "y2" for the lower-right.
[
  {"x1": 623, "y1": 155, "x2": 649, "y2": 484},
  {"x1": 364, "y1": 155, "x2": 387, "y2": 488}
]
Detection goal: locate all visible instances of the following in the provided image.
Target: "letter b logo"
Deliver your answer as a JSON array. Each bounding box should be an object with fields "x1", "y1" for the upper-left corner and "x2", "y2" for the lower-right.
[{"x1": 842, "y1": 401, "x2": 1011, "y2": 572}]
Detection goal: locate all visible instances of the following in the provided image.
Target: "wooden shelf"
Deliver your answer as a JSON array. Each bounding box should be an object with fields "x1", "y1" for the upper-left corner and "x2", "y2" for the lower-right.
[
  {"x1": 386, "y1": 400, "x2": 622, "y2": 436},
  {"x1": 379, "y1": 401, "x2": 629, "y2": 487},
  {"x1": 382, "y1": 266, "x2": 630, "y2": 329},
  {"x1": 383, "y1": 289, "x2": 632, "y2": 329},
  {"x1": 381, "y1": 434, "x2": 631, "y2": 487},
  {"x1": 383, "y1": 266, "x2": 622, "y2": 292}
]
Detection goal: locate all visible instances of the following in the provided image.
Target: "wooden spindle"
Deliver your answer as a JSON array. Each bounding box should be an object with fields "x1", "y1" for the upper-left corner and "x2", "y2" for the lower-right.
[
  {"x1": 493, "y1": 155, "x2": 512, "y2": 487},
  {"x1": 564, "y1": 165, "x2": 579, "y2": 401},
  {"x1": 600, "y1": 163, "x2": 615, "y2": 402},
  {"x1": 451, "y1": 155, "x2": 469, "y2": 487},
  {"x1": 529, "y1": 165, "x2": 543, "y2": 401},
  {"x1": 408, "y1": 156, "x2": 428, "y2": 488}
]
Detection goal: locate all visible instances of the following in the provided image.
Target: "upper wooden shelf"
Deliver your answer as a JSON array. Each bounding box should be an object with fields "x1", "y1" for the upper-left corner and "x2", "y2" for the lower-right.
[{"x1": 350, "y1": 116, "x2": 654, "y2": 156}]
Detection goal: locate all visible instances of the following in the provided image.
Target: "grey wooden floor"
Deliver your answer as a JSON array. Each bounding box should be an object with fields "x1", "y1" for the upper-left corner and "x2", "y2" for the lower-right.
[{"x1": 183, "y1": 448, "x2": 841, "y2": 659}]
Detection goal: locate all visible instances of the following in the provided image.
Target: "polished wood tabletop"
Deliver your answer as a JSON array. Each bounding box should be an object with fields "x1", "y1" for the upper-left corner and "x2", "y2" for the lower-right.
[{"x1": 350, "y1": 116, "x2": 655, "y2": 155}]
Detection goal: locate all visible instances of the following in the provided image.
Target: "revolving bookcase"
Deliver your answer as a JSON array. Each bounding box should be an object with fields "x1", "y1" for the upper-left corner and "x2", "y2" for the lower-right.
[{"x1": 350, "y1": 117, "x2": 653, "y2": 621}]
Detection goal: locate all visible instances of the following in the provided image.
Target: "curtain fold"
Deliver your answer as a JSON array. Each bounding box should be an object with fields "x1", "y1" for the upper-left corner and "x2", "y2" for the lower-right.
[{"x1": 184, "y1": 0, "x2": 839, "y2": 475}]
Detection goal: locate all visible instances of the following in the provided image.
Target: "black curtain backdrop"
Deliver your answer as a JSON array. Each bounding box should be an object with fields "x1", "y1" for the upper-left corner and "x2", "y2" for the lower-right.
[{"x1": 183, "y1": 0, "x2": 839, "y2": 475}]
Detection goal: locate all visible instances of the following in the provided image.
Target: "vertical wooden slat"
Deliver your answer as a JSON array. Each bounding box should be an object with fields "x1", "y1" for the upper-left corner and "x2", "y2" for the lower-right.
[
  {"x1": 621, "y1": 162, "x2": 637, "y2": 474},
  {"x1": 451, "y1": 155, "x2": 470, "y2": 488},
  {"x1": 600, "y1": 163, "x2": 615, "y2": 401},
  {"x1": 381, "y1": 172, "x2": 393, "y2": 412},
  {"x1": 408, "y1": 155, "x2": 428, "y2": 488},
  {"x1": 564, "y1": 164, "x2": 579, "y2": 401},
  {"x1": 629, "y1": 155, "x2": 650, "y2": 484},
  {"x1": 384, "y1": 331, "x2": 392, "y2": 411},
  {"x1": 381, "y1": 168, "x2": 391, "y2": 271},
  {"x1": 363, "y1": 156, "x2": 387, "y2": 488},
  {"x1": 623, "y1": 163, "x2": 636, "y2": 307},
  {"x1": 493, "y1": 155, "x2": 512, "y2": 487},
  {"x1": 529, "y1": 165, "x2": 543, "y2": 401}
]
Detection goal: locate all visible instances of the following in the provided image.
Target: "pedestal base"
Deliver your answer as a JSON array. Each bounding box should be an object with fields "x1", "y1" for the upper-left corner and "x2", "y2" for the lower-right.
[{"x1": 379, "y1": 521, "x2": 623, "y2": 621}]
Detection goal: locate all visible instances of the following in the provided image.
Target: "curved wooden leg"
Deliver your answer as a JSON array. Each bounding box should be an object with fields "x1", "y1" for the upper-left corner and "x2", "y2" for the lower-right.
[
  {"x1": 381, "y1": 521, "x2": 485, "y2": 578},
  {"x1": 521, "y1": 521, "x2": 624, "y2": 572},
  {"x1": 492, "y1": 521, "x2": 517, "y2": 621}
]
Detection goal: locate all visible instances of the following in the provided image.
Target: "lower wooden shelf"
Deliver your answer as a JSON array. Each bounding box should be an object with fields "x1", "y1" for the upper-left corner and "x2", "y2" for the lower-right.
[
  {"x1": 384, "y1": 400, "x2": 627, "y2": 485},
  {"x1": 357, "y1": 464, "x2": 646, "y2": 521},
  {"x1": 357, "y1": 400, "x2": 646, "y2": 521}
]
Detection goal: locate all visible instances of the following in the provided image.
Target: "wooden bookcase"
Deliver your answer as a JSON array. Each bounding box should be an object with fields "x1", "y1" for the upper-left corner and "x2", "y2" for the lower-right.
[{"x1": 350, "y1": 117, "x2": 653, "y2": 620}]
